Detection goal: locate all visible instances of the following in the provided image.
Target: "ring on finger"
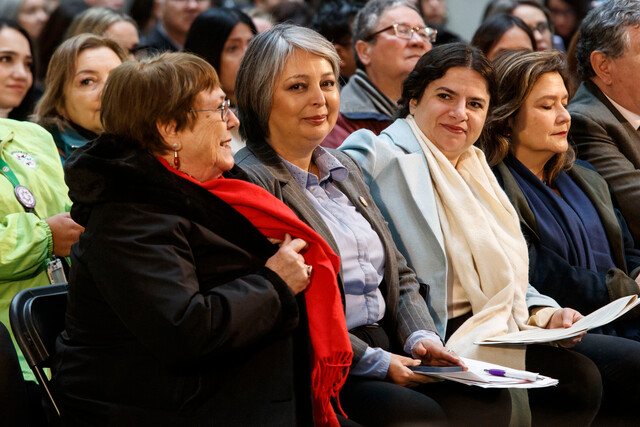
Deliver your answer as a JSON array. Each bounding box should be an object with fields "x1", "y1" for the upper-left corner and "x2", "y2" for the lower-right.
[{"x1": 305, "y1": 264, "x2": 313, "y2": 277}]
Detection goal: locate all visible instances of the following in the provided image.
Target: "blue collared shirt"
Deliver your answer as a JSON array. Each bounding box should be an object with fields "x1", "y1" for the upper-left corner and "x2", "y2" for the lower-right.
[{"x1": 281, "y1": 147, "x2": 439, "y2": 378}]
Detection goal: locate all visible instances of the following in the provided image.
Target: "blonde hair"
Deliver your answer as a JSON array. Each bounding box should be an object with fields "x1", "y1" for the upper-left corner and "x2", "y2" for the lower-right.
[
  {"x1": 101, "y1": 52, "x2": 220, "y2": 154},
  {"x1": 65, "y1": 7, "x2": 137, "y2": 40},
  {"x1": 33, "y1": 34, "x2": 127, "y2": 130}
]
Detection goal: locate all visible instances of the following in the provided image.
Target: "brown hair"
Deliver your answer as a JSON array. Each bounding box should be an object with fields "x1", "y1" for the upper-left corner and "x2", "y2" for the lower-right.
[
  {"x1": 33, "y1": 33, "x2": 127, "y2": 130},
  {"x1": 480, "y1": 49, "x2": 575, "y2": 184},
  {"x1": 101, "y1": 52, "x2": 220, "y2": 154}
]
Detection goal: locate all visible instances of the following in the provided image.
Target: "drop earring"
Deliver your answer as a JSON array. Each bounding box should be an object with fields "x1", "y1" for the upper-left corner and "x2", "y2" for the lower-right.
[{"x1": 172, "y1": 143, "x2": 180, "y2": 169}]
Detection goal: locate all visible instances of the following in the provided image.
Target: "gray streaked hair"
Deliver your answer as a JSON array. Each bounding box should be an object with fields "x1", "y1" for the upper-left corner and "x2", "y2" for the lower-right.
[
  {"x1": 65, "y1": 7, "x2": 137, "y2": 40},
  {"x1": 352, "y1": 0, "x2": 421, "y2": 70},
  {"x1": 576, "y1": 0, "x2": 640, "y2": 81},
  {"x1": 235, "y1": 24, "x2": 340, "y2": 143}
]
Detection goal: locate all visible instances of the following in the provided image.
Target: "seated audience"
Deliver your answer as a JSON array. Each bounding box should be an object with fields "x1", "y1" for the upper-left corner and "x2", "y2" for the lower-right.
[
  {"x1": 0, "y1": 117, "x2": 82, "y2": 426},
  {"x1": 142, "y1": 0, "x2": 210, "y2": 52},
  {"x1": 0, "y1": 20, "x2": 36, "y2": 121},
  {"x1": 33, "y1": 34, "x2": 126, "y2": 162},
  {"x1": 568, "y1": 0, "x2": 640, "y2": 247},
  {"x1": 483, "y1": 0, "x2": 558, "y2": 51},
  {"x1": 0, "y1": 0, "x2": 49, "y2": 42},
  {"x1": 340, "y1": 43, "x2": 613, "y2": 425},
  {"x1": 311, "y1": 0, "x2": 363, "y2": 87},
  {"x1": 129, "y1": 0, "x2": 157, "y2": 35},
  {"x1": 545, "y1": 0, "x2": 590, "y2": 50},
  {"x1": 36, "y1": 0, "x2": 89, "y2": 88},
  {"x1": 270, "y1": 1, "x2": 313, "y2": 27},
  {"x1": 471, "y1": 14, "x2": 536, "y2": 60},
  {"x1": 53, "y1": 51, "x2": 351, "y2": 425},
  {"x1": 184, "y1": 7, "x2": 256, "y2": 153},
  {"x1": 486, "y1": 49, "x2": 640, "y2": 336},
  {"x1": 235, "y1": 24, "x2": 511, "y2": 427},
  {"x1": 322, "y1": 0, "x2": 434, "y2": 148},
  {"x1": 65, "y1": 7, "x2": 140, "y2": 59},
  {"x1": 484, "y1": 47, "x2": 640, "y2": 424},
  {"x1": 417, "y1": 0, "x2": 462, "y2": 45}
]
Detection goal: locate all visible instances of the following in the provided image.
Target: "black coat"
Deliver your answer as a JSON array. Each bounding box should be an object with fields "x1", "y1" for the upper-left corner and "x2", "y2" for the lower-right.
[
  {"x1": 494, "y1": 160, "x2": 640, "y2": 340},
  {"x1": 53, "y1": 135, "x2": 313, "y2": 426}
]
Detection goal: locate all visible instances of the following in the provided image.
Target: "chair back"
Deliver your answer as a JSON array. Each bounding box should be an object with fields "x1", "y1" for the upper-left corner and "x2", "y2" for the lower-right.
[{"x1": 9, "y1": 283, "x2": 68, "y2": 417}]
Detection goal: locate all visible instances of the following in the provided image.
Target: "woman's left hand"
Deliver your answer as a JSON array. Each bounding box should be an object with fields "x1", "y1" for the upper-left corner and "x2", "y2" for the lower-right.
[
  {"x1": 411, "y1": 339, "x2": 467, "y2": 369},
  {"x1": 547, "y1": 307, "x2": 585, "y2": 348}
]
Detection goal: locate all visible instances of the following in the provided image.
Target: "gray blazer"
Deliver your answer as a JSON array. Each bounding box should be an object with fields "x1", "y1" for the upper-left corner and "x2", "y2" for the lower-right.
[
  {"x1": 568, "y1": 81, "x2": 640, "y2": 246},
  {"x1": 234, "y1": 138, "x2": 438, "y2": 363},
  {"x1": 340, "y1": 119, "x2": 560, "y2": 338}
]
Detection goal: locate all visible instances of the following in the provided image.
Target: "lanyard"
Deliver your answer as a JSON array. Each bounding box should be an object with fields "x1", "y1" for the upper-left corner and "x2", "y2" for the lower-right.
[{"x1": 0, "y1": 155, "x2": 36, "y2": 212}]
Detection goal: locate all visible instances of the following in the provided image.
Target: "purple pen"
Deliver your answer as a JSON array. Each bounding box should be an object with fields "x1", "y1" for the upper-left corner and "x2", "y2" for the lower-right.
[{"x1": 484, "y1": 369, "x2": 540, "y2": 382}]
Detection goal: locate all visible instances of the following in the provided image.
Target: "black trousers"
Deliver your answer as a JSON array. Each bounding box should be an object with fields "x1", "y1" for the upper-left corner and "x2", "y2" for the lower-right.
[
  {"x1": 447, "y1": 314, "x2": 602, "y2": 426},
  {"x1": 0, "y1": 321, "x2": 46, "y2": 427},
  {"x1": 573, "y1": 333, "x2": 640, "y2": 426},
  {"x1": 338, "y1": 324, "x2": 511, "y2": 427}
]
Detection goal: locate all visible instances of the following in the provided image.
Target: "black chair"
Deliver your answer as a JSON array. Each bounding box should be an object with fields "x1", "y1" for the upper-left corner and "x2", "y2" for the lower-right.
[{"x1": 9, "y1": 283, "x2": 68, "y2": 418}]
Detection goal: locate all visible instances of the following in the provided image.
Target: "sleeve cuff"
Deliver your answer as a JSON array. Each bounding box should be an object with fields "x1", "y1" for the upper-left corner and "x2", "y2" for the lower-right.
[
  {"x1": 349, "y1": 346, "x2": 392, "y2": 379},
  {"x1": 39, "y1": 219, "x2": 54, "y2": 257},
  {"x1": 404, "y1": 330, "x2": 442, "y2": 355}
]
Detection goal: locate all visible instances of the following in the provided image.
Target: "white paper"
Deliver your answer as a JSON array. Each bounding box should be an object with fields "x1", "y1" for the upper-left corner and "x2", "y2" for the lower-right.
[
  {"x1": 476, "y1": 295, "x2": 639, "y2": 345},
  {"x1": 413, "y1": 357, "x2": 558, "y2": 389}
]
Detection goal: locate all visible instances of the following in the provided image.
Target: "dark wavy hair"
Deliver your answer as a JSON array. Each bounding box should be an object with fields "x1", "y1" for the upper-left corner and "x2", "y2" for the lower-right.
[
  {"x1": 471, "y1": 14, "x2": 536, "y2": 57},
  {"x1": 0, "y1": 19, "x2": 36, "y2": 121},
  {"x1": 397, "y1": 43, "x2": 496, "y2": 119},
  {"x1": 184, "y1": 7, "x2": 256, "y2": 74}
]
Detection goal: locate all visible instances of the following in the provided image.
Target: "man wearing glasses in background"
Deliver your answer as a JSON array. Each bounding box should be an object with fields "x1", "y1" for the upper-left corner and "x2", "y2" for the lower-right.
[{"x1": 322, "y1": 0, "x2": 435, "y2": 148}]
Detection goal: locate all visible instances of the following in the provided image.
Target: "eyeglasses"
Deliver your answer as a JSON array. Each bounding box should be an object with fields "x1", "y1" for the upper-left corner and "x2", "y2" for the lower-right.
[
  {"x1": 529, "y1": 22, "x2": 550, "y2": 34},
  {"x1": 365, "y1": 23, "x2": 437, "y2": 43},
  {"x1": 189, "y1": 99, "x2": 231, "y2": 122}
]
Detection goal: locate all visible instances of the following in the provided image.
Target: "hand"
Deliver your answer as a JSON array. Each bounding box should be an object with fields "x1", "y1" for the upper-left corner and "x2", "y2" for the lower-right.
[
  {"x1": 386, "y1": 353, "x2": 438, "y2": 387},
  {"x1": 546, "y1": 307, "x2": 585, "y2": 348},
  {"x1": 265, "y1": 233, "x2": 310, "y2": 295},
  {"x1": 45, "y1": 213, "x2": 84, "y2": 257},
  {"x1": 411, "y1": 339, "x2": 466, "y2": 370},
  {"x1": 635, "y1": 272, "x2": 640, "y2": 287}
]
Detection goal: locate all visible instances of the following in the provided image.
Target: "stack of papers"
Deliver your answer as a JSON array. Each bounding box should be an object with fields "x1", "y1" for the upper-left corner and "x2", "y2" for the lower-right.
[
  {"x1": 412, "y1": 357, "x2": 558, "y2": 389},
  {"x1": 476, "y1": 294, "x2": 639, "y2": 345}
]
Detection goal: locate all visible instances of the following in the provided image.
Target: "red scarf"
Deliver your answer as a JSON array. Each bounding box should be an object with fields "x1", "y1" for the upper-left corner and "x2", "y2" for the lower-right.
[{"x1": 160, "y1": 159, "x2": 352, "y2": 426}]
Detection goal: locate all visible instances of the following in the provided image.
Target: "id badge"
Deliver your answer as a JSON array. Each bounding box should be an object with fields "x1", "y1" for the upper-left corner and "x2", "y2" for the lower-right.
[{"x1": 47, "y1": 256, "x2": 67, "y2": 284}]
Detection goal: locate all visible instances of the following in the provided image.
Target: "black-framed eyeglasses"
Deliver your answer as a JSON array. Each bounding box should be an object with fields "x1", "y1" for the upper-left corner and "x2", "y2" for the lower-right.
[
  {"x1": 529, "y1": 22, "x2": 550, "y2": 34},
  {"x1": 365, "y1": 23, "x2": 437, "y2": 43},
  {"x1": 189, "y1": 99, "x2": 231, "y2": 122}
]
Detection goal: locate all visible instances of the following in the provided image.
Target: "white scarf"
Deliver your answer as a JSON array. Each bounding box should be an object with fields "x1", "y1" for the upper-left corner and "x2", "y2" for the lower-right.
[{"x1": 406, "y1": 115, "x2": 533, "y2": 370}]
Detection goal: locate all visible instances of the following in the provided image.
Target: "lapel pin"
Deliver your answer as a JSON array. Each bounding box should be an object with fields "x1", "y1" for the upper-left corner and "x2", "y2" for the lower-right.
[{"x1": 359, "y1": 196, "x2": 368, "y2": 207}]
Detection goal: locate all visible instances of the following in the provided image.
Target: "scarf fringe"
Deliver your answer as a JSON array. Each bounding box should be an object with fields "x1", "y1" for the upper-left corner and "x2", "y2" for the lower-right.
[{"x1": 312, "y1": 353, "x2": 353, "y2": 426}]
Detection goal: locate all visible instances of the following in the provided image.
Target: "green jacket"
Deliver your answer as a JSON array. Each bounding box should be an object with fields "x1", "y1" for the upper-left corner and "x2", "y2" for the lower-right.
[{"x1": 0, "y1": 118, "x2": 71, "y2": 381}]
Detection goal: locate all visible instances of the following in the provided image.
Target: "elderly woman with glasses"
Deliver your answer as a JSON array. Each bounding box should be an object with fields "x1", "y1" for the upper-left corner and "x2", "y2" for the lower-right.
[
  {"x1": 235, "y1": 24, "x2": 511, "y2": 427},
  {"x1": 53, "y1": 51, "x2": 352, "y2": 425}
]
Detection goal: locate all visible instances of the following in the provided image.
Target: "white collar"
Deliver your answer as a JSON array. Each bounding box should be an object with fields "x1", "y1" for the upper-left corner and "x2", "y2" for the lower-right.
[{"x1": 603, "y1": 93, "x2": 640, "y2": 130}]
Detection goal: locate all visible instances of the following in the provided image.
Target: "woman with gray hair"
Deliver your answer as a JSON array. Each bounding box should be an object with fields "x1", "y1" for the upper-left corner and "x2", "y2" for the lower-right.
[{"x1": 235, "y1": 24, "x2": 511, "y2": 426}]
